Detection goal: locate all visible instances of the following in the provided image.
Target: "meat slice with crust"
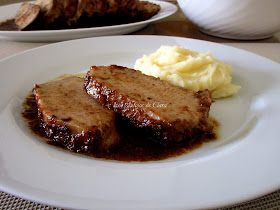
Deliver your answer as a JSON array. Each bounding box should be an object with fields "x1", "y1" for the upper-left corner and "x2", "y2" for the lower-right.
[
  {"x1": 33, "y1": 76, "x2": 120, "y2": 152},
  {"x1": 35, "y1": 0, "x2": 63, "y2": 27},
  {"x1": 15, "y1": 2, "x2": 41, "y2": 30},
  {"x1": 84, "y1": 65, "x2": 214, "y2": 145}
]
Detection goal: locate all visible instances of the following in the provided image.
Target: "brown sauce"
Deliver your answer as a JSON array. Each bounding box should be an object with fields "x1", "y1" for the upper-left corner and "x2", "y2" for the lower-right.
[
  {"x1": 22, "y1": 92, "x2": 219, "y2": 162},
  {"x1": 0, "y1": 14, "x2": 147, "y2": 31},
  {"x1": 0, "y1": 19, "x2": 18, "y2": 31}
]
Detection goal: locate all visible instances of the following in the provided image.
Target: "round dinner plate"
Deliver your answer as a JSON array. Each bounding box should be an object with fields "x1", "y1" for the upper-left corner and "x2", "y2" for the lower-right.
[
  {"x1": 0, "y1": 1, "x2": 177, "y2": 42},
  {"x1": 0, "y1": 35, "x2": 280, "y2": 209}
]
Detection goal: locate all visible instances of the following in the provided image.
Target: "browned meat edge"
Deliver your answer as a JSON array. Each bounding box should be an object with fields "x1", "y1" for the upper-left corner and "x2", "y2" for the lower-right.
[
  {"x1": 84, "y1": 65, "x2": 214, "y2": 145},
  {"x1": 33, "y1": 80, "x2": 119, "y2": 153}
]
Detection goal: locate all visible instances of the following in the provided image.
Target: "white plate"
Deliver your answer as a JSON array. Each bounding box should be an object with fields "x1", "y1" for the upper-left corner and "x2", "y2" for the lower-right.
[
  {"x1": 1, "y1": 35, "x2": 280, "y2": 209},
  {"x1": 0, "y1": 1, "x2": 177, "y2": 42}
]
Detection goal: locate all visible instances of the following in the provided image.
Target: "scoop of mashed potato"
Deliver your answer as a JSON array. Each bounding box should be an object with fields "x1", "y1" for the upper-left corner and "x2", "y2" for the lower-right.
[{"x1": 134, "y1": 45, "x2": 241, "y2": 99}]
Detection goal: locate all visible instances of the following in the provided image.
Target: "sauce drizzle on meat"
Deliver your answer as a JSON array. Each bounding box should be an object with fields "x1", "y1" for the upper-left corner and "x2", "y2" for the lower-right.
[{"x1": 22, "y1": 92, "x2": 219, "y2": 162}]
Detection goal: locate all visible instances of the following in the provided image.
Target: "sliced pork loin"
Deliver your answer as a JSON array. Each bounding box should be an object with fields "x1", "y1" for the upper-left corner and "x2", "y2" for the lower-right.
[
  {"x1": 15, "y1": 2, "x2": 41, "y2": 30},
  {"x1": 35, "y1": 0, "x2": 78, "y2": 28},
  {"x1": 84, "y1": 65, "x2": 214, "y2": 145},
  {"x1": 15, "y1": 0, "x2": 160, "y2": 30},
  {"x1": 33, "y1": 76, "x2": 120, "y2": 152},
  {"x1": 60, "y1": 0, "x2": 79, "y2": 21},
  {"x1": 35, "y1": 0, "x2": 63, "y2": 27},
  {"x1": 123, "y1": 0, "x2": 160, "y2": 20}
]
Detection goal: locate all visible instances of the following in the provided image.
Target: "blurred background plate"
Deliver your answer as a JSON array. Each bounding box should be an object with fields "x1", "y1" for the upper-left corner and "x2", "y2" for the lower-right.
[{"x1": 0, "y1": 0, "x2": 177, "y2": 42}]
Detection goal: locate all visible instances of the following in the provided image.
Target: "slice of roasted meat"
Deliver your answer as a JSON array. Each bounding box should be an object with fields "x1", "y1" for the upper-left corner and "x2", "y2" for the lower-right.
[
  {"x1": 84, "y1": 65, "x2": 214, "y2": 145},
  {"x1": 135, "y1": 1, "x2": 161, "y2": 20},
  {"x1": 14, "y1": 2, "x2": 41, "y2": 30},
  {"x1": 68, "y1": 0, "x2": 107, "y2": 26},
  {"x1": 123, "y1": 0, "x2": 160, "y2": 20},
  {"x1": 60, "y1": 0, "x2": 79, "y2": 21},
  {"x1": 33, "y1": 76, "x2": 120, "y2": 153},
  {"x1": 15, "y1": 0, "x2": 160, "y2": 30},
  {"x1": 35, "y1": 0, "x2": 64, "y2": 27}
]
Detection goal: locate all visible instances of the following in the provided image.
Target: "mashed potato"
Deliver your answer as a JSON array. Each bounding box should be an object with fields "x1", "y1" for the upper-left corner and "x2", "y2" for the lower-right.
[{"x1": 134, "y1": 46, "x2": 241, "y2": 99}]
